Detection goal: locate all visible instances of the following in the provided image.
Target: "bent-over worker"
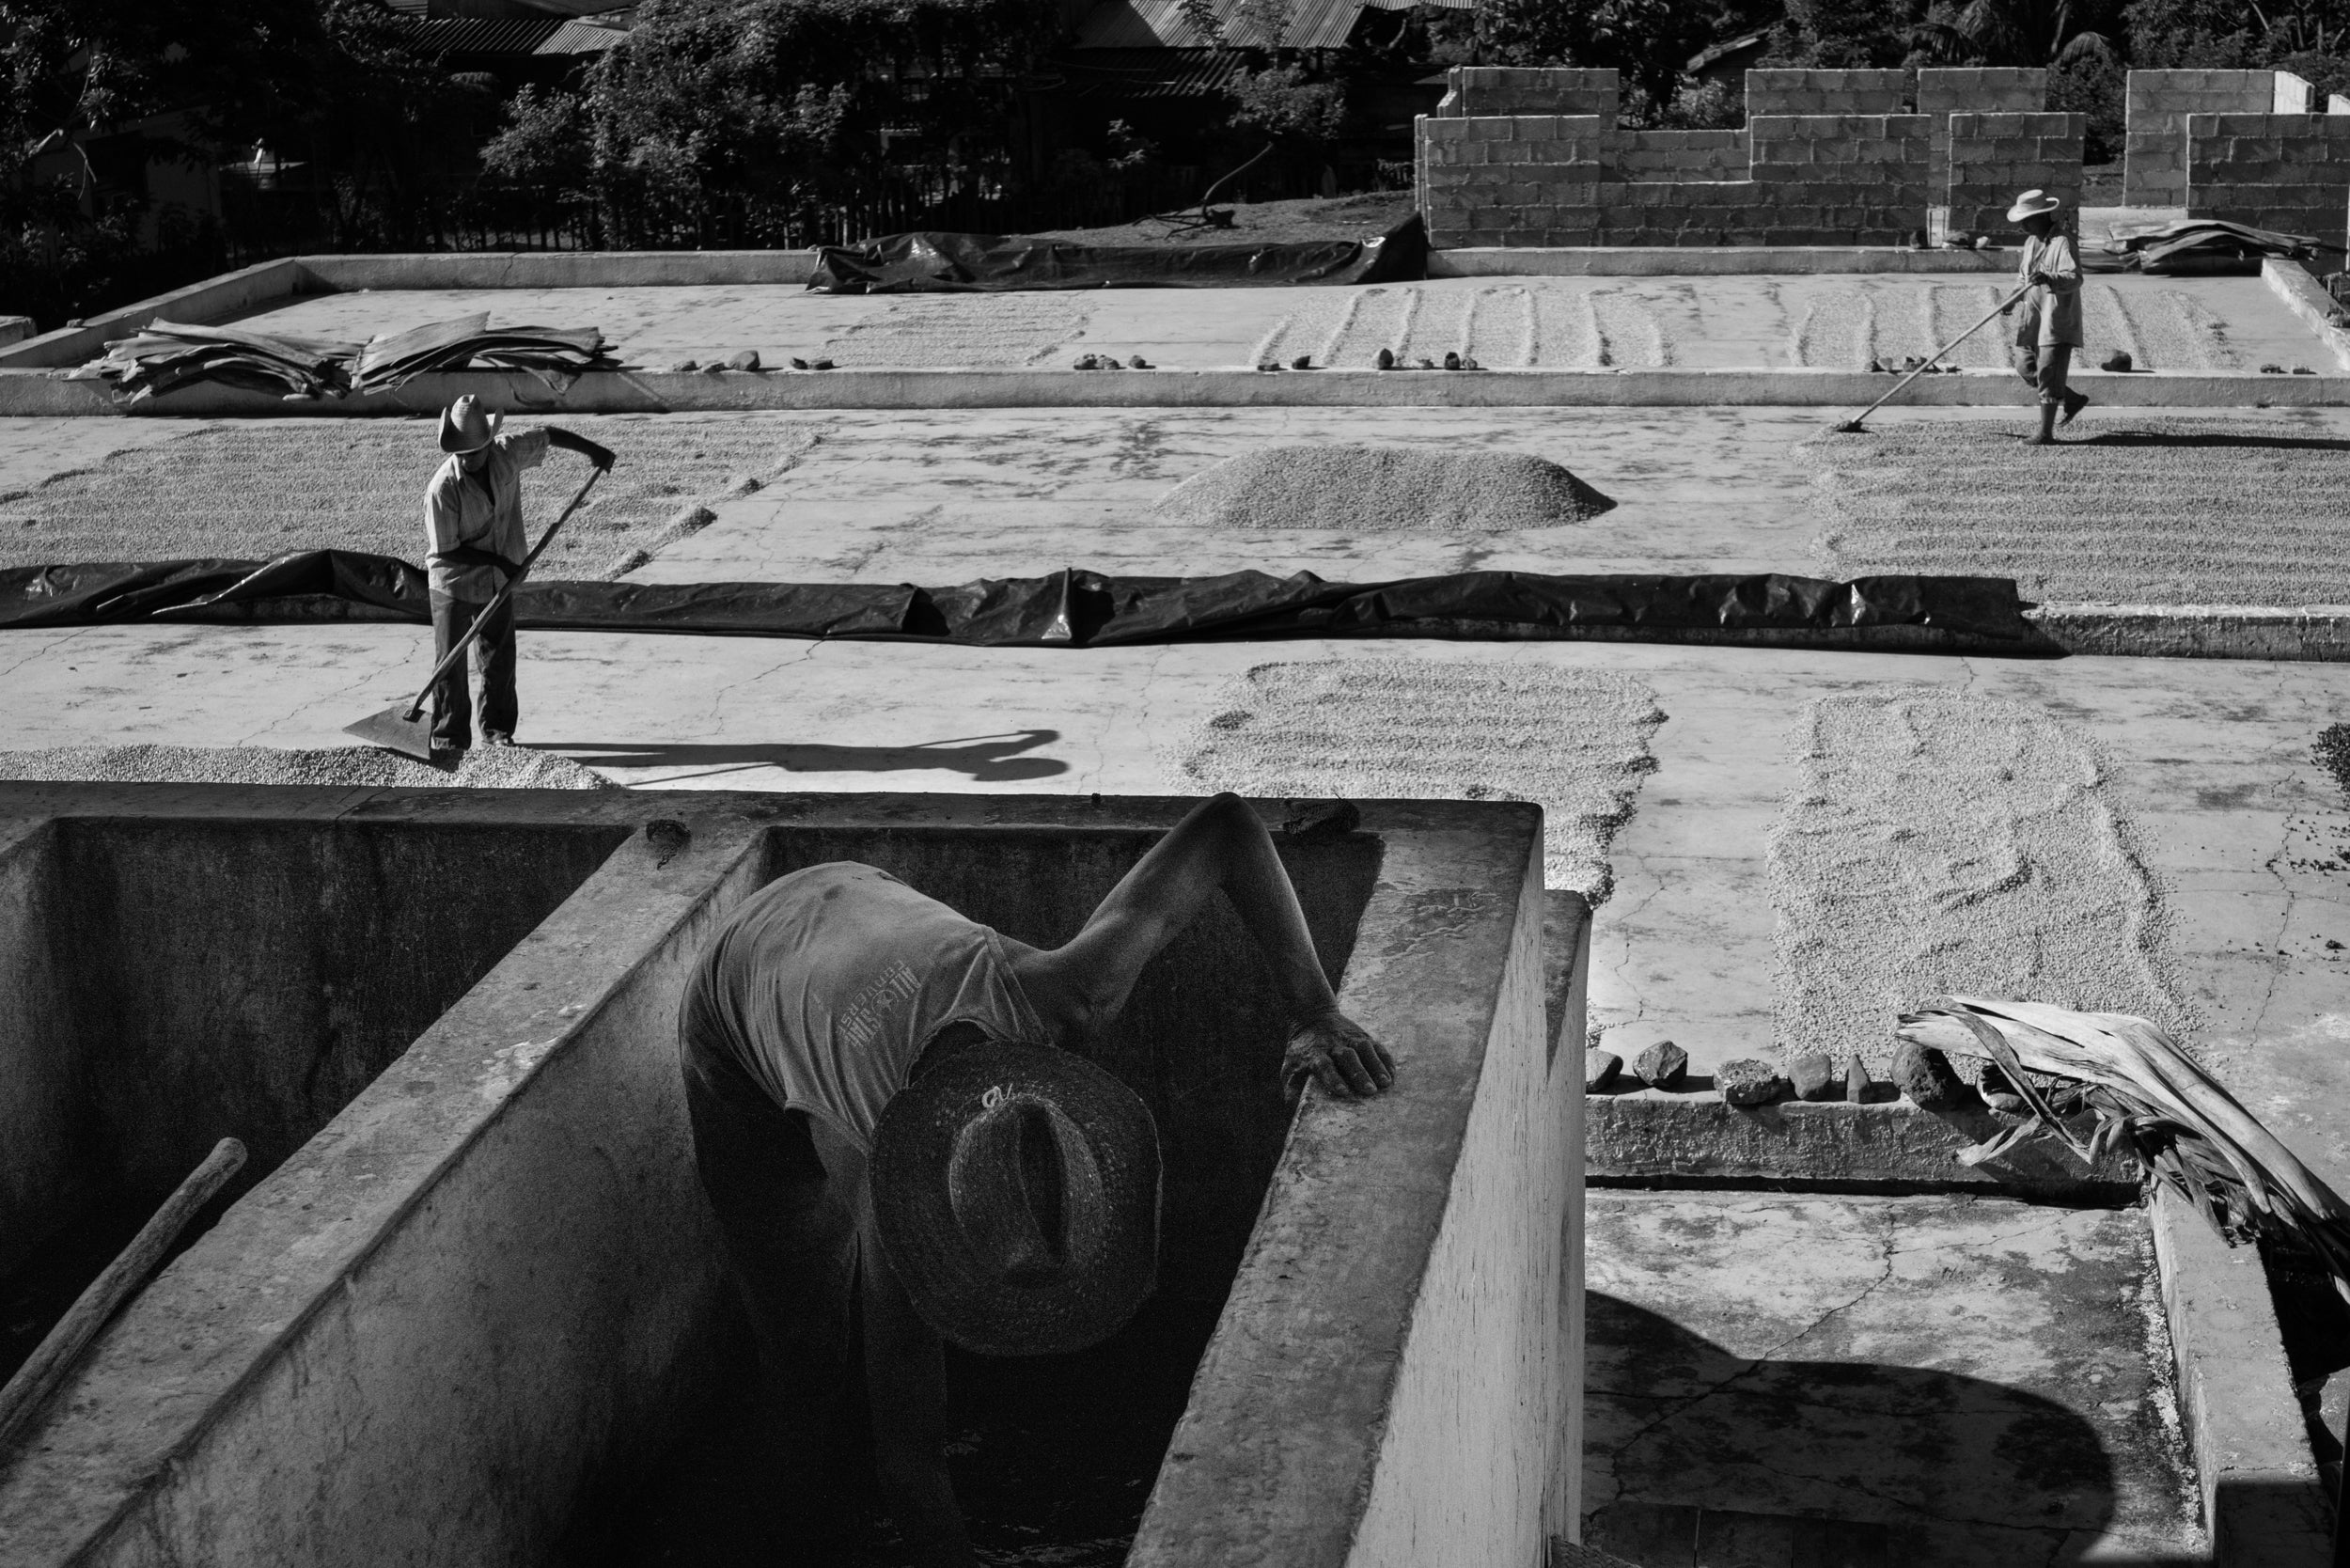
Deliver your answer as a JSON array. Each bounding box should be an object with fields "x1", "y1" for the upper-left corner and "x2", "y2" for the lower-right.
[
  {"x1": 2002, "y1": 189, "x2": 2090, "y2": 446},
  {"x1": 423, "y1": 396, "x2": 613, "y2": 751},
  {"x1": 677, "y1": 792, "x2": 1394, "y2": 1568}
]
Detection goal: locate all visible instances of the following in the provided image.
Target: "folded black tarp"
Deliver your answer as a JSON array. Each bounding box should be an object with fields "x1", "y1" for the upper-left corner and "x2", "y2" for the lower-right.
[
  {"x1": 0, "y1": 552, "x2": 2059, "y2": 654},
  {"x1": 807, "y1": 214, "x2": 1429, "y2": 293}
]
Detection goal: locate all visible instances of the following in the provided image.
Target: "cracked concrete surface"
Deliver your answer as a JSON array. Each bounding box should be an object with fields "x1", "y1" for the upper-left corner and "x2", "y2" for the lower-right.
[{"x1": 1584, "y1": 1190, "x2": 2205, "y2": 1567}]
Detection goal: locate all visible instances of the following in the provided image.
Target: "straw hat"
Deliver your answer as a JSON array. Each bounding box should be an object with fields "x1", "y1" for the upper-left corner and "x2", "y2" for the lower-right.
[
  {"x1": 438, "y1": 395, "x2": 502, "y2": 453},
  {"x1": 2007, "y1": 189, "x2": 2062, "y2": 223},
  {"x1": 870, "y1": 1041, "x2": 1159, "y2": 1356}
]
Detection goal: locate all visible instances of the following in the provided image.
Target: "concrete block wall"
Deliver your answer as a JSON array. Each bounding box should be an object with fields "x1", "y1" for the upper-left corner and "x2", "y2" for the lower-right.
[
  {"x1": 1418, "y1": 114, "x2": 1606, "y2": 247},
  {"x1": 1435, "y1": 66, "x2": 1619, "y2": 128},
  {"x1": 1417, "y1": 112, "x2": 1935, "y2": 247},
  {"x1": 1617, "y1": 129, "x2": 1749, "y2": 181},
  {"x1": 1948, "y1": 111, "x2": 2087, "y2": 235},
  {"x1": 2125, "y1": 69, "x2": 2282, "y2": 204},
  {"x1": 1746, "y1": 68, "x2": 1906, "y2": 118},
  {"x1": 1919, "y1": 68, "x2": 2046, "y2": 191},
  {"x1": 1745, "y1": 114, "x2": 1935, "y2": 243},
  {"x1": 2275, "y1": 70, "x2": 2314, "y2": 113},
  {"x1": 2186, "y1": 112, "x2": 2350, "y2": 245}
]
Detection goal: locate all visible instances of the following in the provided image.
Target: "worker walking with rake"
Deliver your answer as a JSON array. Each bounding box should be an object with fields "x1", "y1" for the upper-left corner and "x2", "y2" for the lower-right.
[{"x1": 2003, "y1": 189, "x2": 2090, "y2": 446}]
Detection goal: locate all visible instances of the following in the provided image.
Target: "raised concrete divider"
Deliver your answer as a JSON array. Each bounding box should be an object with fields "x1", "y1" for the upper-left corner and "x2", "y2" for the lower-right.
[
  {"x1": 2263, "y1": 256, "x2": 2350, "y2": 371},
  {"x1": 1427, "y1": 245, "x2": 2012, "y2": 274},
  {"x1": 2035, "y1": 601, "x2": 2350, "y2": 661},
  {"x1": 2150, "y1": 1187, "x2": 2334, "y2": 1567},
  {"x1": 0, "y1": 258, "x2": 310, "y2": 370},
  {"x1": 9, "y1": 362, "x2": 2348, "y2": 416}
]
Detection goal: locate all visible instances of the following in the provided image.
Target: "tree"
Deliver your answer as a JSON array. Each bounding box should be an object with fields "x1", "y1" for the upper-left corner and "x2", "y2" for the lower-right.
[
  {"x1": 483, "y1": 0, "x2": 1061, "y2": 240},
  {"x1": 1913, "y1": 0, "x2": 2122, "y2": 68},
  {"x1": 1474, "y1": 0, "x2": 1725, "y2": 118},
  {"x1": 1765, "y1": 0, "x2": 1929, "y2": 69},
  {"x1": 0, "y1": 0, "x2": 458, "y2": 323}
]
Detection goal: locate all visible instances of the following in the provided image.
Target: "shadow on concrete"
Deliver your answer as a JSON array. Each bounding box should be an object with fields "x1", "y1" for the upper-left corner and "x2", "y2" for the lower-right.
[
  {"x1": 1581, "y1": 1295, "x2": 2191, "y2": 1567},
  {"x1": 546, "y1": 729, "x2": 1071, "y2": 783}
]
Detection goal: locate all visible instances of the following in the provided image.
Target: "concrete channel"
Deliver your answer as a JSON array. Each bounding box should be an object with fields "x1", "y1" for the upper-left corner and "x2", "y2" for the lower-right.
[{"x1": 0, "y1": 786, "x2": 1574, "y2": 1568}]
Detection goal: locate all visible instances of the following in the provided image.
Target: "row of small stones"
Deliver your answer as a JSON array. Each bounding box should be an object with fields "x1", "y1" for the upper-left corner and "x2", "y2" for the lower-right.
[
  {"x1": 1588, "y1": 1038, "x2": 2025, "y2": 1112},
  {"x1": 1261, "y1": 350, "x2": 1489, "y2": 372}
]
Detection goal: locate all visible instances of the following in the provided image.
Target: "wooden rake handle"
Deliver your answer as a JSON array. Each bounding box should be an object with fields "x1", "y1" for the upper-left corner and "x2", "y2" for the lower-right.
[{"x1": 1841, "y1": 284, "x2": 2031, "y2": 431}]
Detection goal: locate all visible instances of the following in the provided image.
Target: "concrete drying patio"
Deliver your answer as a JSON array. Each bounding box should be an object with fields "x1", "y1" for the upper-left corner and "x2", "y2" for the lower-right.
[
  {"x1": 208, "y1": 272, "x2": 2327, "y2": 376},
  {"x1": 5, "y1": 252, "x2": 2346, "y2": 414},
  {"x1": 3, "y1": 247, "x2": 2346, "y2": 1564}
]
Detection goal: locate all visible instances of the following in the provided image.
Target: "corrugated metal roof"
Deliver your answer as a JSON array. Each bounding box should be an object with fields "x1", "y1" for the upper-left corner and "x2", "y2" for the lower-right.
[
  {"x1": 1074, "y1": 0, "x2": 1469, "y2": 48},
  {"x1": 1052, "y1": 47, "x2": 1250, "y2": 98},
  {"x1": 536, "y1": 17, "x2": 628, "y2": 52},
  {"x1": 398, "y1": 17, "x2": 567, "y2": 55}
]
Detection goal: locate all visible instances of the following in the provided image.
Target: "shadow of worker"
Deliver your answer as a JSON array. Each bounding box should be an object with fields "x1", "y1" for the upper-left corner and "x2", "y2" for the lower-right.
[
  {"x1": 1580, "y1": 1294, "x2": 2173, "y2": 1568},
  {"x1": 545, "y1": 729, "x2": 1070, "y2": 784}
]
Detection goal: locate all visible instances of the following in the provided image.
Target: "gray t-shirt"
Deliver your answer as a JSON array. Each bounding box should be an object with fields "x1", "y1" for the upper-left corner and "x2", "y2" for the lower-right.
[{"x1": 680, "y1": 862, "x2": 1047, "y2": 1152}]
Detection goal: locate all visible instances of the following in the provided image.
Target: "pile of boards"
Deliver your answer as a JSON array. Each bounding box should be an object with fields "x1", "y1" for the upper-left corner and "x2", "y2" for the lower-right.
[
  {"x1": 67, "y1": 321, "x2": 360, "y2": 402},
  {"x1": 2104, "y1": 218, "x2": 2326, "y2": 274},
  {"x1": 71, "y1": 315, "x2": 618, "y2": 402}
]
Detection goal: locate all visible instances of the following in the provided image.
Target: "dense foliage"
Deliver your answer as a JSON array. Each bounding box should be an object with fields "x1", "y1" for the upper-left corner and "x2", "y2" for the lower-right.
[
  {"x1": 0, "y1": 0, "x2": 471, "y2": 324},
  {"x1": 482, "y1": 0, "x2": 1062, "y2": 236}
]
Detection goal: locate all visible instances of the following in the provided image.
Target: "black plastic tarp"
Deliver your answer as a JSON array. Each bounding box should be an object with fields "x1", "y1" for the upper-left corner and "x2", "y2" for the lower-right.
[
  {"x1": 807, "y1": 215, "x2": 1428, "y2": 293},
  {"x1": 0, "y1": 552, "x2": 2059, "y2": 654}
]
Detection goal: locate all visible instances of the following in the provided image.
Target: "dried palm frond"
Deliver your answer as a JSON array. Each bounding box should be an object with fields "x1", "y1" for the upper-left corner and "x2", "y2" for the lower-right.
[{"x1": 1898, "y1": 996, "x2": 2350, "y2": 1295}]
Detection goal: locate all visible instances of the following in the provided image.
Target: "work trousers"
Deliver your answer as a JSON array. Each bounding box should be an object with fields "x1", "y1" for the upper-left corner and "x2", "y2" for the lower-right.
[
  {"x1": 680, "y1": 1026, "x2": 874, "y2": 1527},
  {"x1": 2011, "y1": 342, "x2": 2075, "y2": 406},
  {"x1": 428, "y1": 592, "x2": 516, "y2": 750}
]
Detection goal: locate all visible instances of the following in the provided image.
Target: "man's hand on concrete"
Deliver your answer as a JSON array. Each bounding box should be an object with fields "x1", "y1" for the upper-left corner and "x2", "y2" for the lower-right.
[{"x1": 1284, "y1": 1009, "x2": 1394, "y2": 1101}]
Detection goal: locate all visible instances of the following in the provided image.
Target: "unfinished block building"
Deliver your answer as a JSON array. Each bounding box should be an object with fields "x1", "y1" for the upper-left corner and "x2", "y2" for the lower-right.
[{"x1": 1416, "y1": 66, "x2": 2350, "y2": 249}]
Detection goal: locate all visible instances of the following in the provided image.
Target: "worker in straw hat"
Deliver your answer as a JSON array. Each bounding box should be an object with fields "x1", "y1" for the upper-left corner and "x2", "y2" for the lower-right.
[
  {"x1": 422, "y1": 396, "x2": 613, "y2": 751},
  {"x1": 678, "y1": 793, "x2": 1393, "y2": 1565},
  {"x1": 2001, "y1": 189, "x2": 2090, "y2": 446}
]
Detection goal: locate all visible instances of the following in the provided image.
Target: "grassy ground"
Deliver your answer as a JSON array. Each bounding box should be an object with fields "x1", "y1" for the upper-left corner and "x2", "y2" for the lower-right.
[{"x1": 1015, "y1": 192, "x2": 1417, "y2": 248}]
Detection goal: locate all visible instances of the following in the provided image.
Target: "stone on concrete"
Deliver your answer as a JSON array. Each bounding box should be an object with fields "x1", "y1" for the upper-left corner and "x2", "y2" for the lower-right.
[
  {"x1": 726, "y1": 349, "x2": 760, "y2": 371},
  {"x1": 1634, "y1": 1040, "x2": 1687, "y2": 1090},
  {"x1": 1891, "y1": 1039, "x2": 1970, "y2": 1110},
  {"x1": 1716, "y1": 1058, "x2": 1780, "y2": 1106},
  {"x1": 1845, "y1": 1052, "x2": 1870, "y2": 1104},
  {"x1": 1587, "y1": 1047, "x2": 1623, "y2": 1092},
  {"x1": 1786, "y1": 1051, "x2": 1840, "y2": 1101}
]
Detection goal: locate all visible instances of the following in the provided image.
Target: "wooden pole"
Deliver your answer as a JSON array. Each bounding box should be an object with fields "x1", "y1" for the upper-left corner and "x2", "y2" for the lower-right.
[{"x1": 0, "y1": 1137, "x2": 247, "y2": 1453}]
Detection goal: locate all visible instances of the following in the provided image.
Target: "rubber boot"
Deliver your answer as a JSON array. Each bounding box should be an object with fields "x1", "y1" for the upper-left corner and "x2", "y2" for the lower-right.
[{"x1": 2027, "y1": 400, "x2": 2059, "y2": 446}]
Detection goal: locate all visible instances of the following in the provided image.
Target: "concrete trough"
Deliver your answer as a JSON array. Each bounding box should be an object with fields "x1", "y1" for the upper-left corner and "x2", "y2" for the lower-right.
[{"x1": 0, "y1": 786, "x2": 1577, "y2": 1568}]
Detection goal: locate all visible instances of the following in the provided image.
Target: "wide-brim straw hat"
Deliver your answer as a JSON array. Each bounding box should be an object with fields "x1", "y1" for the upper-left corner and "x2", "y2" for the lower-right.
[
  {"x1": 438, "y1": 395, "x2": 502, "y2": 453},
  {"x1": 871, "y1": 1041, "x2": 1159, "y2": 1356},
  {"x1": 2007, "y1": 188, "x2": 2063, "y2": 223}
]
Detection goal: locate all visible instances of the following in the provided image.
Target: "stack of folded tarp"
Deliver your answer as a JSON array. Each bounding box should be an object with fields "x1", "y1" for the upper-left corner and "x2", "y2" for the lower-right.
[
  {"x1": 349, "y1": 314, "x2": 617, "y2": 393},
  {"x1": 67, "y1": 320, "x2": 360, "y2": 402},
  {"x1": 2105, "y1": 218, "x2": 2331, "y2": 274}
]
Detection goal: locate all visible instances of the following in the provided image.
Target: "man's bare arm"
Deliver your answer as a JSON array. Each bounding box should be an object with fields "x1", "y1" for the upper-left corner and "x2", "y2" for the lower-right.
[{"x1": 1014, "y1": 793, "x2": 1394, "y2": 1098}]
